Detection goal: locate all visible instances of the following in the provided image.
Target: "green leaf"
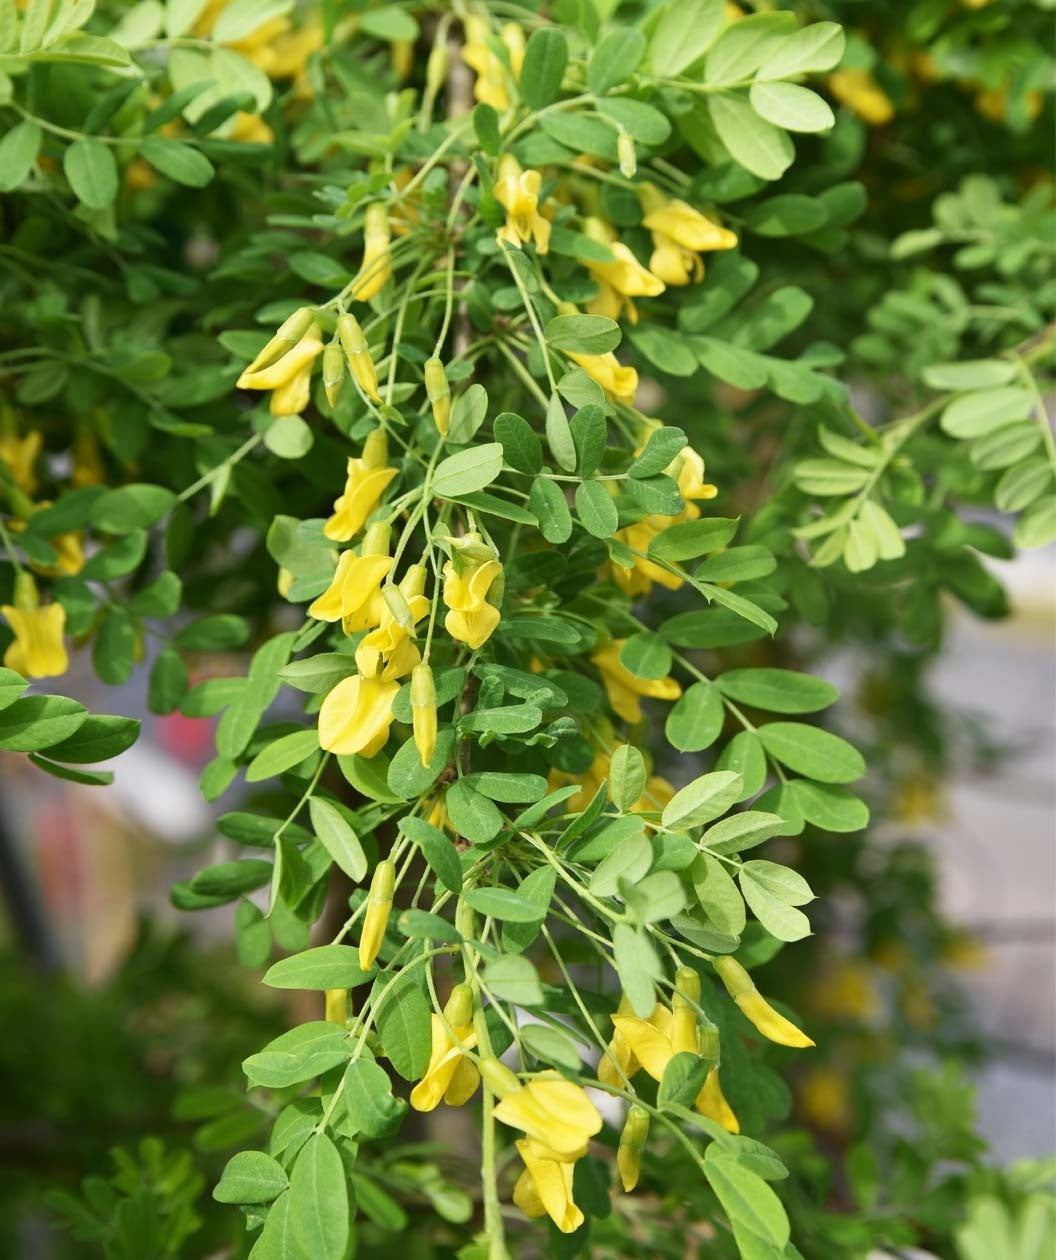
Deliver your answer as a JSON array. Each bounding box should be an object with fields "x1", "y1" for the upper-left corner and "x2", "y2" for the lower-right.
[
  {"x1": 695, "y1": 546, "x2": 775, "y2": 584},
  {"x1": 666, "y1": 681, "x2": 725, "y2": 752},
  {"x1": 546, "y1": 314, "x2": 621, "y2": 355},
  {"x1": 704, "y1": 1151, "x2": 790, "y2": 1247},
  {"x1": 623, "y1": 869, "x2": 686, "y2": 923},
  {"x1": 923, "y1": 359, "x2": 1016, "y2": 391},
  {"x1": 214, "y1": 1151, "x2": 289, "y2": 1205},
  {"x1": 387, "y1": 727, "x2": 455, "y2": 799},
  {"x1": 708, "y1": 92, "x2": 795, "y2": 181},
  {"x1": 397, "y1": 909, "x2": 461, "y2": 944},
  {"x1": 139, "y1": 136, "x2": 215, "y2": 186},
  {"x1": 399, "y1": 817, "x2": 462, "y2": 893},
  {"x1": 619, "y1": 632, "x2": 672, "y2": 680},
  {"x1": 940, "y1": 387, "x2": 1033, "y2": 439},
  {"x1": 590, "y1": 831, "x2": 652, "y2": 897},
  {"x1": 662, "y1": 771, "x2": 743, "y2": 830},
  {"x1": 501, "y1": 866, "x2": 556, "y2": 952},
  {"x1": 704, "y1": 11, "x2": 796, "y2": 83},
  {"x1": 743, "y1": 193, "x2": 829, "y2": 238},
  {"x1": 995, "y1": 458, "x2": 1052, "y2": 513},
  {"x1": 786, "y1": 780, "x2": 868, "y2": 832},
  {"x1": 0, "y1": 668, "x2": 28, "y2": 711},
  {"x1": 92, "y1": 483, "x2": 176, "y2": 533},
  {"x1": 609, "y1": 743, "x2": 647, "y2": 812},
  {"x1": 521, "y1": 1023, "x2": 584, "y2": 1071},
  {"x1": 289, "y1": 1134, "x2": 349, "y2": 1260},
  {"x1": 245, "y1": 729, "x2": 319, "y2": 783},
  {"x1": 596, "y1": 98, "x2": 671, "y2": 145},
  {"x1": 520, "y1": 27, "x2": 568, "y2": 109},
  {"x1": 63, "y1": 138, "x2": 118, "y2": 209},
  {"x1": 445, "y1": 780, "x2": 504, "y2": 843},
  {"x1": 129, "y1": 570, "x2": 183, "y2": 618},
  {"x1": 42, "y1": 713, "x2": 140, "y2": 763},
  {"x1": 0, "y1": 695, "x2": 87, "y2": 752},
  {"x1": 308, "y1": 797, "x2": 367, "y2": 882},
  {"x1": 749, "y1": 81, "x2": 834, "y2": 132},
  {"x1": 649, "y1": 518, "x2": 739, "y2": 562},
  {"x1": 701, "y1": 811, "x2": 785, "y2": 855},
  {"x1": 279, "y1": 654, "x2": 358, "y2": 694},
  {"x1": 27, "y1": 755, "x2": 113, "y2": 787},
  {"x1": 495, "y1": 412, "x2": 543, "y2": 475},
  {"x1": 757, "y1": 722, "x2": 865, "y2": 784},
  {"x1": 432, "y1": 443, "x2": 503, "y2": 497},
  {"x1": 263, "y1": 945, "x2": 373, "y2": 991},
  {"x1": 530, "y1": 477, "x2": 574, "y2": 543},
  {"x1": 659, "y1": 1051, "x2": 712, "y2": 1108},
  {"x1": 341, "y1": 1057, "x2": 404, "y2": 1138},
  {"x1": 448, "y1": 383, "x2": 489, "y2": 445},
  {"x1": 191, "y1": 859, "x2": 272, "y2": 899},
  {"x1": 612, "y1": 922, "x2": 662, "y2": 1017},
  {"x1": 460, "y1": 704, "x2": 541, "y2": 735},
  {"x1": 465, "y1": 886, "x2": 544, "y2": 922},
  {"x1": 486, "y1": 955, "x2": 544, "y2": 1006},
  {"x1": 264, "y1": 414, "x2": 314, "y2": 457},
  {"x1": 692, "y1": 854, "x2": 746, "y2": 937},
  {"x1": 588, "y1": 27, "x2": 646, "y2": 94},
  {"x1": 359, "y1": 6, "x2": 419, "y2": 41},
  {"x1": 212, "y1": 0, "x2": 291, "y2": 43},
  {"x1": 0, "y1": 120, "x2": 42, "y2": 192},
  {"x1": 376, "y1": 976, "x2": 432, "y2": 1080},
  {"x1": 649, "y1": 0, "x2": 724, "y2": 77},
  {"x1": 234, "y1": 898, "x2": 271, "y2": 967},
  {"x1": 741, "y1": 859, "x2": 812, "y2": 904},
  {"x1": 174, "y1": 614, "x2": 250, "y2": 650},
  {"x1": 716, "y1": 668, "x2": 837, "y2": 714},
  {"x1": 243, "y1": 1023, "x2": 349, "y2": 1089},
  {"x1": 755, "y1": 21, "x2": 845, "y2": 78}
]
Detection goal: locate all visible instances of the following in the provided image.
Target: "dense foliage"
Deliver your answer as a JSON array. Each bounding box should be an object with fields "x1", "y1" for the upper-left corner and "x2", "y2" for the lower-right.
[{"x1": 0, "y1": 1, "x2": 1052, "y2": 1258}]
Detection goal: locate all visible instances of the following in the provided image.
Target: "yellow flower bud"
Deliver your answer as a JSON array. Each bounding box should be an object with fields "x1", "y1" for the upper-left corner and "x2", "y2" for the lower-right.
[
  {"x1": 477, "y1": 1056, "x2": 521, "y2": 1099},
  {"x1": 671, "y1": 966, "x2": 701, "y2": 1055},
  {"x1": 240, "y1": 306, "x2": 316, "y2": 375},
  {"x1": 325, "y1": 989, "x2": 347, "y2": 1024},
  {"x1": 714, "y1": 956, "x2": 814, "y2": 1048},
  {"x1": 426, "y1": 42, "x2": 449, "y2": 97},
  {"x1": 322, "y1": 341, "x2": 345, "y2": 407},
  {"x1": 411, "y1": 662, "x2": 438, "y2": 767},
  {"x1": 359, "y1": 859, "x2": 395, "y2": 970},
  {"x1": 424, "y1": 357, "x2": 450, "y2": 436},
  {"x1": 618, "y1": 130, "x2": 636, "y2": 178},
  {"x1": 444, "y1": 982, "x2": 474, "y2": 1027},
  {"x1": 337, "y1": 314, "x2": 380, "y2": 402},
  {"x1": 352, "y1": 202, "x2": 391, "y2": 302},
  {"x1": 617, "y1": 1105, "x2": 650, "y2": 1192}
]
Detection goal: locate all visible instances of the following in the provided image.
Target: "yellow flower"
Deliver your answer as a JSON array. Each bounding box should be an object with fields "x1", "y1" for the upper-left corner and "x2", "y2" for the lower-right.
[
  {"x1": 580, "y1": 217, "x2": 664, "y2": 325},
  {"x1": 443, "y1": 534, "x2": 502, "y2": 650},
  {"x1": 237, "y1": 324, "x2": 323, "y2": 415},
  {"x1": 512, "y1": 1138, "x2": 583, "y2": 1233},
  {"x1": 424, "y1": 357, "x2": 451, "y2": 436},
  {"x1": 828, "y1": 69, "x2": 894, "y2": 126},
  {"x1": 608, "y1": 997, "x2": 739, "y2": 1133},
  {"x1": 714, "y1": 956, "x2": 814, "y2": 1048},
  {"x1": 351, "y1": 202, "x2": 392, "y2": 302},
  {"x1": 0, "y1": 430, "x2": 42, "y2": 496},
  {"x1": 230, "y1": 15, "x2": 324, "y2": 82},
  {"x1": 592, "y1": 641, "x2": 681, "y2": 724},
  {"x1": 548, "y1": 750, "x2": 675, "y2": 815},
  {"x1": 798, "y1": 1065, "x2": 852, "y2": 1132},
  {"x1": 494, "y1": 155, "x2": 551, "y2": 254},
  {"x1": 501, "y1": 23, "x2": 526, "y2": 79},
  {"x1": 318, "y1": 673, "x2": 400, "y2": 756},
  {"x1": 354, "y1": 564, "x2": 430, "y2": 680},
  {"x1": 309, "y1": 552, "x2": 392, "y2": 635},
  {"x1": 617, "y1": 1105, "x2": 650, "y2": 1192},
  {"x1": 463, "y1": 16, "x2": 512, "y2": 111},
  {"x1": 410, "y1": 986, "x2": 480, "y2": 1111},
  {"x1": 566, "y1": 351, "x2": 638, "y2": 405},
  {"x1": 229, "y1": 111, "x2": 274, "y2": 144},
  {"x1": 2, "y1": 598, "x2": 68, "y2": 679},
  {"x1": 72, "y1": 430, "x2": 104, "y2": 487},
  {"x1": 359, "y1": 859, "x2": 394, "y2": 969},
  {"x1": 323, "y1": 431, "x2": 398, "y2": 543},
  {"x1": 639, "y1": 189, "x2": 737, "y2": 287},
  {"x1": 494, "y1": 1072, "x2": 603, "y2": 1158},
  {"x1": 325, "y1": 989, "x2": 347, "y2": 1025}
]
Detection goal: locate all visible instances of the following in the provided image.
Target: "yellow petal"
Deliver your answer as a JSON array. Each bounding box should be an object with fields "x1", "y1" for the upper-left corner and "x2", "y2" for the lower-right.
[
  {"x1": 736, "y1": 990, "x2": 815, "y2": 1048},
  {"x1": 317, "y1": 674, "x2": 398, "y2": 756},
  {"x1": 493, "y1": 1074, "x2": 603, "y2": 1158},
  {"x1": 695, "y1": 1067, "x2": 740, "y2": 1133}
]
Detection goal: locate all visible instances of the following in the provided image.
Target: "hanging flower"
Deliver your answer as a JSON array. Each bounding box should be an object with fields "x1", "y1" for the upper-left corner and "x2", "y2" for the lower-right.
[
  {"x1": 351, "y1": 203, "x2": 392, "y2": 302},
  {"x1": 410, "y1": 985, "x2": 479, "y2": 1111},
  {"x1": 565, "y1": 351, "x2": 638, "y2": 405},
  {"x1": 640, "y1": 188, "x2": 738, "y2": 287},
  {"x1": 592, "y1": 641, "x2": 681, "y2": 724},
  {"x1": 495, "y1": 155, "x2": 551, "y2": 253},
  {"x1": 309, "y1": 524, "x2": 393, "y2": 635},
  {"x1": 580, "y1": 217, "x2": 664, "y2": 324},
  {"x1": 443, "y1": 534, "x2": 503, "y2": 649},
  {"x1": 354, "y1": 564, "x2": 430, "y2": 680},
  {"x1": 714, "y1": 956, "x2": 815, "y2": 1048},
  {"x1": 318, "y1": 673, "x2": 400, "y2": 757},
  {"x1": 323, "y1": 430, "x2": 398, "y2": 542},
  {"x1": 828, "y1": 68, "x2": 895, "y2": 126},
  {"x1": 236, "y1": 321, "x2": 323, "y2": 416},
  {"x1": 463, "y1": 15, "x2": 512, "y2": 111},
  {"x1": 2, "y1": 575, "x2": 68, "y2": 679},
  {"x1": 493, "y1": 1072, "x2": 603, "y2": 1157},
  {"x1": 0, "y1": 430, "x2": 42, "y2": 496},
  {"x1": 512, "y1": 1139, "x2": 583, "y2": 1233}
]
